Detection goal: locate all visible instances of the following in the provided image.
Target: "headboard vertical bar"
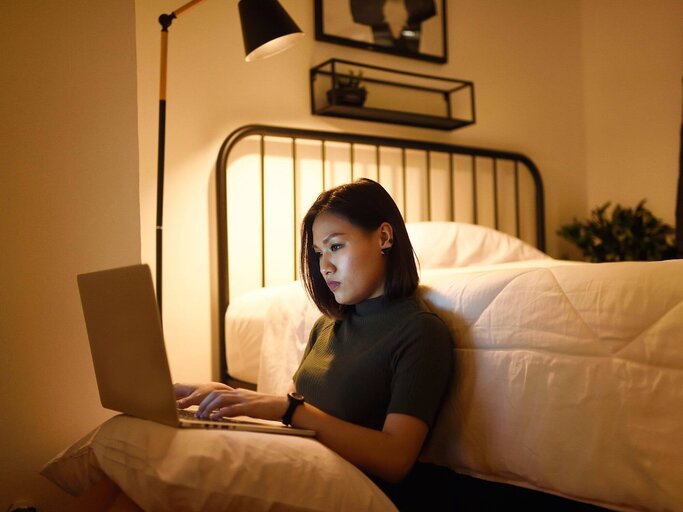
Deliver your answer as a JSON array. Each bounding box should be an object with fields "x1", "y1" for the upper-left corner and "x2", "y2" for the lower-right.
[
  {"x1": 449, "y1": 153, "x2": 455, "y2": 221},
  {"x1": 292, "y1": 138, "x2": 298, "y2": 280},
  {"x1": 426, "y1": 151, "x2": 432, "y2": 221},
  {"x1": 350, "y1": 143, "x2": 355, "y2": 181},
  {"x1": 514, "y1": 160, "x2": 521, "y2": 239},
  {"x1": 472, "y1": 156, "x2": 478, "y2": 224},
  {"x1": 493, "y1": 158, "x2": 499, "y2": 230},
  {"x1": 401, "y1": 148, "x2": 407, "y2": 220},
  {"x1": 260, "y1": 135, "x2": 266, "y2": 287},
  {"x1": 321, "y1": 141, "x2": 326, "y2": 190},
  {"x1": 375, "y1": 145, "x2": 381, "y2": 182}
]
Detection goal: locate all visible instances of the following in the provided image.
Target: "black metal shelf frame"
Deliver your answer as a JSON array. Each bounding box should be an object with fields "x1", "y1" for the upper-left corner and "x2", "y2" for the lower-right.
[{"x1": 310, "y1": 58, "x2": 476, "y2": 131}]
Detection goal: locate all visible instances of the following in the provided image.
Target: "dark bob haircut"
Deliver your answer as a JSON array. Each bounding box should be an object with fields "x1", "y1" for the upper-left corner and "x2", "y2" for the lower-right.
[{"x1": 300, "y1": 178, "x2": 418, "y2": 319}]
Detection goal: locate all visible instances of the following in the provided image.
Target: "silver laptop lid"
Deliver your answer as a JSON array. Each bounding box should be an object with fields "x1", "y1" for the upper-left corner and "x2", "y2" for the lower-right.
[
  {"x1": 78, "y1": 263, "x2": 316, "y2": 437},
  {"x1": 77, "y1": 264, "x2": 179, "y2": 427}
]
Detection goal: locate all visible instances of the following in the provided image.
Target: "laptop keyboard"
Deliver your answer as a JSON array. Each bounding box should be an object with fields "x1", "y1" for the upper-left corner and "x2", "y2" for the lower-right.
[
  {"x1": 178, "y1": 408, "x2": 201, "y2": 419},
  {"x1": 178, "y1": 408, "x2": 226, "y2": 421},
  {"x1": 177, "y1": 408, "x2": 259, "y2": 425}
]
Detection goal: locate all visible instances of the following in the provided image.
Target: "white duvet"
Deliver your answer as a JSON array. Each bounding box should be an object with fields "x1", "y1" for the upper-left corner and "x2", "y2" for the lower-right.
[{"x1": 228, "y1": 258, "x2": 683, "y2": 511}]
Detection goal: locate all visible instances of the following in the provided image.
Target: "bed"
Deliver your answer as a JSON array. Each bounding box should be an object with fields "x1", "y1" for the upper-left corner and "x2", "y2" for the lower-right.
[{"x1": 43, "y1": 125, "x2": 683, "y2": 511}]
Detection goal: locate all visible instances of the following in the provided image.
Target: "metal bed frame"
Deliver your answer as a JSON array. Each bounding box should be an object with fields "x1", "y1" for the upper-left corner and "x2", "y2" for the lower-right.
[{"x1": 216, "y1": 124, "x2": 545, "y2": 387}]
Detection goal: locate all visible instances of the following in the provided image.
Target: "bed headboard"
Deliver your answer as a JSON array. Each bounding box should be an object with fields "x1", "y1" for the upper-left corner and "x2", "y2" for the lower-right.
[{"x1": 216, "y1": 124, "x2": 545, "y2": 386}]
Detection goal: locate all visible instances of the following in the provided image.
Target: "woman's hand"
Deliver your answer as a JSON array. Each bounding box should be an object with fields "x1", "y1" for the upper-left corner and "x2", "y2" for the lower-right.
[
  {"x1": 174, "y1": 382, "x2": 230, "y2": 409},
  {"x1": 195, "y1": 387, "x2": 288, "y2": 422}
]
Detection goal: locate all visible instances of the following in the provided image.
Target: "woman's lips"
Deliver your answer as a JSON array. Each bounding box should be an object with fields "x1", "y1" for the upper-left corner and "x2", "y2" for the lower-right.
[{"x1": 327, "y1": 280, "x2": 340, "y2": 292}]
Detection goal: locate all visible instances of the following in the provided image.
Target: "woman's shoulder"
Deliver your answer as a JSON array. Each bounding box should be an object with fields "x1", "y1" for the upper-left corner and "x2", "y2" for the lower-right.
[
  {"x1": 416, "y1": 311, "x2": 453, "y2": 345},
  {"x1": 311, "y1": 314, "x2": 336, "y2": 336},
  {"x1": 404, "y1": 296, "x2": 448, "y2": 324},
  {"x1": 390, "y1": 300, "x2": 454, "y2": 378},
  {"x1": 397, "y1": 298, "x2": 454, "y2": 347}
]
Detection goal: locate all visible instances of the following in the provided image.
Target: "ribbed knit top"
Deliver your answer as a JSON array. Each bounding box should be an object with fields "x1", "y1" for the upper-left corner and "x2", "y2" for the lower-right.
[{"x1": 293, "y1": 295, "x2": 454, "y2": 431}]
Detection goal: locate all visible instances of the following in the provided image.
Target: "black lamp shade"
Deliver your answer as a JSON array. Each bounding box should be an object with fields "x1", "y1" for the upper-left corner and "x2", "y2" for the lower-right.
[{"x1": 239, "y1": 0, "x2": 303, "y2": 62}]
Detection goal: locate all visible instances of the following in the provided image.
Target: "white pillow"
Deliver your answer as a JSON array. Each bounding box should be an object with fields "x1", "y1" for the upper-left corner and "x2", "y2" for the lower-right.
[
  {"x1": 406, "y1": 222, "x2": 550, "y2": 269},
  {"x1": 42, "y1": 415, "x2": 396, "y2": 512}
]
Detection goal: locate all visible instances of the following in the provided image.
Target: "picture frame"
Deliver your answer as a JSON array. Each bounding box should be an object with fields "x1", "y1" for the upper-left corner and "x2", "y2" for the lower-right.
[{"x1": 314, "y1": 0, "x2": 447, "y2": 64}]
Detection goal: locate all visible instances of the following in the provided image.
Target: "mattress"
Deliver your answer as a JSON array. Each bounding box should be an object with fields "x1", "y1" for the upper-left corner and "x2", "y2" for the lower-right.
[{"x1": 418, "y1": 259, "x2": 683, "y2": 511}]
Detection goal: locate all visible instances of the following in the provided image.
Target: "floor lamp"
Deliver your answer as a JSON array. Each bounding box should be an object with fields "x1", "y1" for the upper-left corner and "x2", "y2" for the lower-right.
[{"x1": 156, "y1": 0, "x2": 303, "y2": 314}]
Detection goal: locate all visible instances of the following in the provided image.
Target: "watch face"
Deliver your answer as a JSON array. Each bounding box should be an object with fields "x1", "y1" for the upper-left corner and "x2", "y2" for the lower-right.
[{"x1": 290, "y1": 392, "x2": 304, "y2": 402}]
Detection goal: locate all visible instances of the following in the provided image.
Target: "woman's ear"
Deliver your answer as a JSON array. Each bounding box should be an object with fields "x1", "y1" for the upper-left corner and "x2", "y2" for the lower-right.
[{"x1": 379, "y1": 222, "x2": 394, "y2": 251}]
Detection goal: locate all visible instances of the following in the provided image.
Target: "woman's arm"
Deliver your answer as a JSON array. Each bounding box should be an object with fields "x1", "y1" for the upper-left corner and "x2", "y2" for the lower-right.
[
  {"x1": 293, "y1": 404, "x2": 428, "y2": 483},
  {"x1": 176, "y1": 383, "x2": 428, "y2": 483}
]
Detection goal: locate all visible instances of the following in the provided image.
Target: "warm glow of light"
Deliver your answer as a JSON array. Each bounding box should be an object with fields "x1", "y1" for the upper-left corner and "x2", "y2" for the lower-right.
[
  {"x1": 225, "y1": 136, "x2": 538, "y2": 300},
  {"x1": 245, "y1": 32, "x2": 304, "y2": 62}
]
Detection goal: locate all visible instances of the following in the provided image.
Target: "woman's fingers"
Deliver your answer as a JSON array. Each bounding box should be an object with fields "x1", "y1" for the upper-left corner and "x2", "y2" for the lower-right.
[
  {"x1": 176, "y1": 383, "x2": 233, "y2": 409},
  {"x1": 173, "y1": 383, "x2": 196, "y2": 399},
  {"x1": 210, "y1": 406, "x2": 239, "y2": 420},
  {"x1": 197, "y1": 389, "x2": 239, "y2": 418},
  {"x1": 195, "y1": 389, "x2": 285, "y2": 421},
  {"x1": 177, "y1": 391, "x2": 207, "y2": 409}
]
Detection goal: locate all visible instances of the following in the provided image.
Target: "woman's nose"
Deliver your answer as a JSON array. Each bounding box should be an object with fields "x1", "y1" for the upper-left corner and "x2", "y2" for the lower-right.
[{"x1": 319, "y1": 253, "x2": 333, "y2": 275}]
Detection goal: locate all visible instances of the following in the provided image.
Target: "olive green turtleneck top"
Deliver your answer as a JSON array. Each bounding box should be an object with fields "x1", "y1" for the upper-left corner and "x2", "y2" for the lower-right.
[{"x1": 293, "y1": 295, "x2": 454, "y2": 431}]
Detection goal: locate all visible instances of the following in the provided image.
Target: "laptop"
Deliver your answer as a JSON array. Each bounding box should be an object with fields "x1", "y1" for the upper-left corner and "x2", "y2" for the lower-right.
[{"x1": 77, "y1": 263, "x2": 315, "y2": 437}]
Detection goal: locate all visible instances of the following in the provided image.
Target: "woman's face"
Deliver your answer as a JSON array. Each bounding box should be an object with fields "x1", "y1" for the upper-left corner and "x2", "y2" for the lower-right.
[{"x1": 312, "y1": 211, "x2": 390, "y2": 305}]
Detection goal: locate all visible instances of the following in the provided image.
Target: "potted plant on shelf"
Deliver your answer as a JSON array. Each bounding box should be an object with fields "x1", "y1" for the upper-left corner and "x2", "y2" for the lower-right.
[
  {"x1": 557, "y1": 199, "x2": 677, "y2": 262},
  {"x1": 327, "y1": 69, "x2": 367, "y2": 107}
]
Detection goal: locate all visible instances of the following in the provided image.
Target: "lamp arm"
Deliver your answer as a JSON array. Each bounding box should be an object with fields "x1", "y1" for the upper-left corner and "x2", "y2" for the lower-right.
[{"x1": 155, "y1": 0, "x2": 208, "y2": 315}]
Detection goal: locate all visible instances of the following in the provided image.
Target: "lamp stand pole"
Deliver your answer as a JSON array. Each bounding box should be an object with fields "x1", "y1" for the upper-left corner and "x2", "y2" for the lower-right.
[
  {"x1": 156, "y1": 0, "x2": 207, "y2": 315},
  {"x1": 155, "y1": 0, "x2": 302, "y2": 316}
]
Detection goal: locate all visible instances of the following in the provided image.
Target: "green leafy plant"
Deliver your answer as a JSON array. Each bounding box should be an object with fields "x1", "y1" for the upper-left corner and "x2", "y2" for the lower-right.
[
  {"x1": 557, "y1": 200, "x2": 677, "y2": 262},
  {"x1": 332, "y1": 69, "x2": 364, "y2": 90},
  {"x1": 327, "y1": 69, "x2": 367, "y2": 107}
]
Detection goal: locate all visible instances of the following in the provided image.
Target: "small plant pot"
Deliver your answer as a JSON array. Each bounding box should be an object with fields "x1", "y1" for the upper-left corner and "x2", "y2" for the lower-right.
[{"x1": 327, "y1": 87, "x2": 367, "y2": 107}]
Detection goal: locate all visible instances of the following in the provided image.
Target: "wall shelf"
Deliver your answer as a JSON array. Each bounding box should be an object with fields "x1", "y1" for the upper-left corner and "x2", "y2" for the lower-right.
[{"x1": 310, "y1": 58, "x2": 476, "y2": 131}]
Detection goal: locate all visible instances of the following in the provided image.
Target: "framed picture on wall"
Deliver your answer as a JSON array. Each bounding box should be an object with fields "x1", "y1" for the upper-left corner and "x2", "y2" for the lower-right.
[{"x1": 314, "y1": 0, "x2": 447, "y2": 64}]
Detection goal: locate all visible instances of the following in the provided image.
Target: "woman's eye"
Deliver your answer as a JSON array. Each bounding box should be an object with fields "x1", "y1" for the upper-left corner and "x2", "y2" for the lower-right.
[
  {"x1": 314, "y1": 251, "x2": 322, "y2": 259},
  {"x1": 330, "y1": 243, "x2": 343, "y2": 252}
]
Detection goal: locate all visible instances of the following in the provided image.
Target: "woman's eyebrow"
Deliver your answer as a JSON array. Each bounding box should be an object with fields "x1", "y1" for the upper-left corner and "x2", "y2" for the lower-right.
[
  {"x1": 323, "y1": 232, "x2": 344, "y2": 244},
  {"x1": 315, "y1": 232, "x2": 345, "y2": 248}
]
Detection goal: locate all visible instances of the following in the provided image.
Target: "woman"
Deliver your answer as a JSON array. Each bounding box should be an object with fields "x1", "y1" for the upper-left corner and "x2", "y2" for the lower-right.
[{"x1": 177, "y1": 178, "x2": 454, "y2": 507}]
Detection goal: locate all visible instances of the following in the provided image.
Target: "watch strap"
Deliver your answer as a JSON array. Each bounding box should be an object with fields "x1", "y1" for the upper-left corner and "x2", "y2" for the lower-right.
[{"x1": 282, "y1": 392, "x2": 304, "y2": 426}]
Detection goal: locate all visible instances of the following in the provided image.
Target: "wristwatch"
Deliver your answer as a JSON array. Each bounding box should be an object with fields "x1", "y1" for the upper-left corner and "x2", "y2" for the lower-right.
[{"x1": 282, "y1": 392, "x2": 305, "y2": 426}]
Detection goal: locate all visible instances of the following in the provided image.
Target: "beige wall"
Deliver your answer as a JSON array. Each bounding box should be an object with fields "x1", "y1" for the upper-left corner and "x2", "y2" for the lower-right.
[
  {"x1": 0, "y1": 1, "x2": 140, "y2": 510},
  {"x1": 582, "y1": 0, "x2": 682, "y2": 222}
]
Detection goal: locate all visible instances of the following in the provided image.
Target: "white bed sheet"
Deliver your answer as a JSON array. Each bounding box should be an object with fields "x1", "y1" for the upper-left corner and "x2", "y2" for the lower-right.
[
  {"x1": 228, "y1": 258, "x2": 683, "y2": 511},
  {"x1": 225, "y1": 281, "x2": 321, "y2": 385}
]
